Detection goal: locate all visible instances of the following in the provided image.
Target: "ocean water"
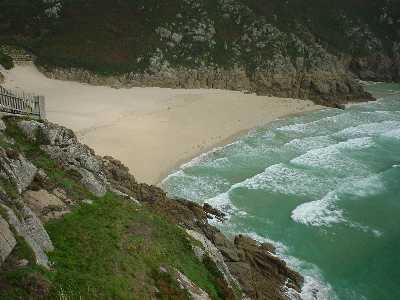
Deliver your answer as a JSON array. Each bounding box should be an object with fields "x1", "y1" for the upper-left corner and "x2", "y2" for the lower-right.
[{"x1": 161, "y1": 83, "x2": 400, "y2": 300}]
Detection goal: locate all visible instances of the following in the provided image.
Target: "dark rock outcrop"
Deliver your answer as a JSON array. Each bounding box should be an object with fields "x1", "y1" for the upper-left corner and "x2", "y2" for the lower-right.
[{"x1": 149, "y1": 196, "x2": 304, "y2": 299}]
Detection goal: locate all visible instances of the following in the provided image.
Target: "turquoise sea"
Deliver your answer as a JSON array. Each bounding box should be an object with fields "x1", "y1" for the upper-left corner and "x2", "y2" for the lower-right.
[{"x1": 161, "y1": 83, "x2": 400, "y2": 300}]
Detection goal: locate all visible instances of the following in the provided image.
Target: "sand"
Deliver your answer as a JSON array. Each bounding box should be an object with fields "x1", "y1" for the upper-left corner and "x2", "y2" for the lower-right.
[{"x1": 2, "y1": 64, "x2": 323, "y2": 184}]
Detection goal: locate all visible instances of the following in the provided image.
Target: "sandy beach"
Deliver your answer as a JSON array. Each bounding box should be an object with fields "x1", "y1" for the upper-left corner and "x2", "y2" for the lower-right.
[{"x1": 2, "y1": 64, "x2": 323, "y2": 184}]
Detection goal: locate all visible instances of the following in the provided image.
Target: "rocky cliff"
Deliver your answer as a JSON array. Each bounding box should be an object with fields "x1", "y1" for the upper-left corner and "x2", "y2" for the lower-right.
[
  {"x1": 3, "y1": 0, "x2": 399, "y2": 105},
  {"x1": 0, "y1": 116, "x2": 303, "y2": 300}
]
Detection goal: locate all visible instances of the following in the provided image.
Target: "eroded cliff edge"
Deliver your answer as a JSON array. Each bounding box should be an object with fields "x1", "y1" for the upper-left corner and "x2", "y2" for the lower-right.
[{"x1": 0, "y1": 116, "x2": 304, "y2": 299}]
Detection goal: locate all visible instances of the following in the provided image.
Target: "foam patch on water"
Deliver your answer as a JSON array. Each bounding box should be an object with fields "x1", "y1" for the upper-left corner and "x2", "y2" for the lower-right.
[
  {"x1": 276, "y1": 112, "x2": 377, "y2": 137},
  {"x1": 291, "y1": 192, "x2": 344, "y2": 227},
  {"x1": 365, "y1": 110, "x2": 400, "y2": 121},
  {"x1": 276, "y1": 117, "x2": 335, "y2": 136},
  {"x1": 161, "y1": 171, "x2": 230, "y2": 201},
  {"x1": 348, "y1": 222, "x2": 384, "y2": 238},
  {"x1": 285, "y1": 135, "x2": 335, "y2": 152},
  {"x1": 336, "y1": 121, "x2": 400, "y2": 138},
  {"x1": 290, "y1": 137, "x2": 374, "y2": 174},
  {"x1": 232, "y1": 163, "x2": 339, "y2": 198},
  {"x1": 381, "y1": 128, "x2": 400, "y2": 140},
  {"x1": 339, "y1": 174, "x2": 386, "y2": 198},
  {"x1": 291, "y1": 176, "x2": 385, "y2": 236}
]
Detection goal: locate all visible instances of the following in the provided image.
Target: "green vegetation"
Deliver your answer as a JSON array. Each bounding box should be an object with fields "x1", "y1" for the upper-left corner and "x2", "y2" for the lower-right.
[
  {"x1": 0, "y1": 178, "x2": 19, "y2": 200},
  {"x1": 0, "y1": 117, "x2": 237, "y2": 299},
  {"x1": 45, "y1": 193, "x2": 228, "y2": 299},
  {"x1": 0, "y1": 193, "x2": 235, "y2": 299},
  {"x1": 0, "y1": 50, "x2": 14, "y2": 69},
  {"x1": 1, "y1": 0, "x2": 398, "y2": 75}
]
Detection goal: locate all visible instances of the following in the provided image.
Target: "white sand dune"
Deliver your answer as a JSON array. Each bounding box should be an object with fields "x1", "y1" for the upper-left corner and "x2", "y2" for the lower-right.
[{"x1": 2, "y1": 64, "x2": 322, "y2": 184}]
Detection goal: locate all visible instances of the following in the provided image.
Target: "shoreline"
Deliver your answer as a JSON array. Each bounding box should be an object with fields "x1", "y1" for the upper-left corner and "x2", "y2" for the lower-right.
[
  {"x1": 157, "y1": 107, "x2": 324, "y2": 185},
  {"x1": 3, "y1": 64, "x2": 324, "y2": 184}
]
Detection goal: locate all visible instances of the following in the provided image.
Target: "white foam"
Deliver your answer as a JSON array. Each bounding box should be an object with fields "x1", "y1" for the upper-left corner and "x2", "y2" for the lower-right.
[
  {"x1": 381, "y1": 128, "x2": 400, "y2": 140},
  {"x1": 339, "y1": 174, "x2": 386, "y2": 198},
  {"x1": 336, "y1": 121, "x2": 400, "y2": 138},
  {"x1": 348, "y1": 222, "x2": 384, "y2": 238},
  {"x1": 161, "y1": 171, "x2": 230, "y2": 202},
  {"x1": 284, "y1": 254, "x2": 338, "y2": 300},
  {"x1": 276, "y1": 112, "x2": 374, "y2": 137},
  {"x1": 367, "y1": 110, "x2": 400, "y2": 121},
  {"x1": 178, "y1": 139, "x2": 244, "y2": 169},
  {"x1": 290, "y1": 137, "x2": 374, "y2": 174},
  {"x1": 285, "y1": 135, "x2": 335, "y2": 152},
  {"x1": 232, "y1": 163, "x2": 338, "y2": 198},
  {"x1": 277, "y1": 121, "x2": 318, "y2": 133},
  {"x1": 243, "y1": 231, "x2": 289, "y2": 253},
  {"x1": 205, "y1": 192, "x2": 236, "y2": 214},
  {"x1": 291, "y1": 192, "x2": 345, "y2": 227}
]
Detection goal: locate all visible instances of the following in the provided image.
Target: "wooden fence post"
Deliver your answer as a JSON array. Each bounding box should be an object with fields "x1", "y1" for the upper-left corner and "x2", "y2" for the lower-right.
[
  {"x1": 38, "y1": 96, "x2": 46, "y2": 120},
  {"x1": 0, "y1": 86, "x2": 46, "y2": 120}
]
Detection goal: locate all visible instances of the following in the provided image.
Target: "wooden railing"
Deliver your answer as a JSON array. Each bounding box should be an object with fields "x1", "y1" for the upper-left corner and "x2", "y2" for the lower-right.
[{"x1": 0, "y1": 86, "x2": 46, "y2": 120}]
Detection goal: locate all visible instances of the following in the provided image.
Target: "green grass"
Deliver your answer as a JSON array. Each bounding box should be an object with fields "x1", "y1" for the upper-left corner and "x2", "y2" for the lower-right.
[
  {"x1": 0, "y1": 177, "x2": 19, "y2": 200},
  {"x1": 45, "y1": 193, "x2": 229, "y2": 299},
  {"x1": 1, "y1": 118, "x2": 238, "y2": 299}
]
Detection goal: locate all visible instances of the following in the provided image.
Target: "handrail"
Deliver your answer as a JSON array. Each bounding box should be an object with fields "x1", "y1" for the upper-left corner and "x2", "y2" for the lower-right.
[{"x1": 0, "y1": 86, "x2": 46, "y2": 120}]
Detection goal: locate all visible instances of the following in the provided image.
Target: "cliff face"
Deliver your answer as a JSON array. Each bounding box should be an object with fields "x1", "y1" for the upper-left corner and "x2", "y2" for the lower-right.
[
  {"x1": 0, "y1": 116, "x2": 303, "y2": 300},
  {"x1": 3, "y1": 0, "x2": 399, "y2": 104}
]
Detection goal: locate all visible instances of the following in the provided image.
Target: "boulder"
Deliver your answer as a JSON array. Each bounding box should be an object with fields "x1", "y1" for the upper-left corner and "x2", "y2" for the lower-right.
[
  {"x1": 134, "y1": 183, "x2": 167, "y2": 203},
  {"x1": 102, "y1": 156, "x2": 136, "y2": 190},
  {"x1": 23, "y1": 189, "x2": 70, "y2": 220},
  {"x1": 226, "y1": 234, "x2": 304, "y2": 299},
  {"x1": 17, "y1": 120, "x2": 44, "y2": 142},
  {"x1": 186, "y1": 229, "x2": 239, "y2": 290},
  {"x1": 174, "y1": 269, "x2": 211, "y2": 300},
  {"x1": 18, "y1": 120, "x2": 77, "y2": 146},
  {"x1": 0, "y1": 147, "x2": 37, "y2": 193},
  {"x1": 3, "y1": 203, "x2": 53, "y2": 268},
  {"x1": 203, "y1": 203, "x2": 226, "y2": 221},
  {"x1": 78, "y1": 168, "x2": 107, "y2": 197},
  {"x1": 39, "y1": 123, "x2": 77, "y2": 146},
  {"x1": 0, "y1": 215, "x2": 17, "y2": 266}
]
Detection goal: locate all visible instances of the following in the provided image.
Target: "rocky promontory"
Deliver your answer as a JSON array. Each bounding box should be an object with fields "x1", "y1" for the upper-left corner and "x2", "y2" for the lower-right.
[
  {"x1": 4, "y1": 0, "x2": 399, "y2": 105},
  {"x1": 0, "y1": 116, "x2": 303, "y2": 299}
]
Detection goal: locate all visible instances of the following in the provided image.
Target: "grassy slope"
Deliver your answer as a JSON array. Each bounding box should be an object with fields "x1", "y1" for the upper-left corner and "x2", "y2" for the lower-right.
[
  {"x1": 45, "y1": 193, "x2": 224, "y2": 299},
  {"x1": 0, "y1": 119, "x2": 233, "y2": 300}
]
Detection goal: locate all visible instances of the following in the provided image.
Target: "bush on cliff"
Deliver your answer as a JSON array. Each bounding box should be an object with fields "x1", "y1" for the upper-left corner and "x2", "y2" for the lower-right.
[{"x1": 0, "y1": 51, "x2": 13, "y2": 70}]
